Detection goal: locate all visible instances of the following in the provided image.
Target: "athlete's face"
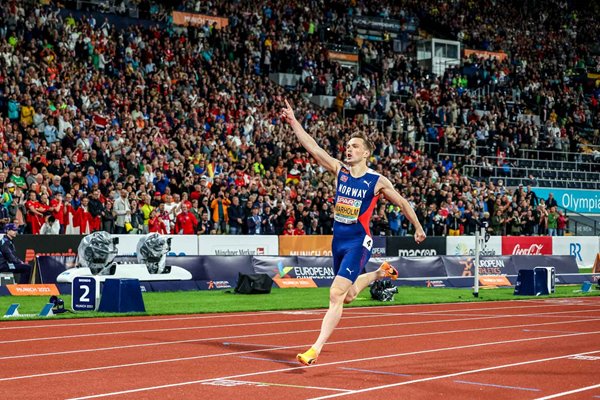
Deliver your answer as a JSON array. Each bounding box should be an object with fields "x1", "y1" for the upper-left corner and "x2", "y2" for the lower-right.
[{"x1": 345, "y1": 138, "x2": 369, "y2": 165}]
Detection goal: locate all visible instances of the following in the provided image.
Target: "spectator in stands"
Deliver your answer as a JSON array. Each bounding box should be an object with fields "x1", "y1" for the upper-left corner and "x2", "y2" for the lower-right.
[
  {"x1": 547, "y1": 206, "x2": 559, "y2": 236},
  {"x1": 557, "y1": 211, "x2": 569, "y2": 236},
  {"x1": 129, "y1": 200, "x2": 145, "y2": 234},
  {"x1": 102, "y1": 201, "x2": 115, "y2": 234},
  {"x1": 210, "y1": 193, "x2": 230, "y2": 234},
  {"x1": 447, "y1": 210, "x2": 463, "y2": 236},
  {"x1": 148, "y1": 208, "x2": 166, "y2": 234},
  {"x1": 523, "y1": 210, "x2": 537, "y2": 236},
  {"x1": 386, "y1": 206, "x2": 401, "y2": 236},
  {"x1": 113, "y1": 189, "x2": 131, "y2": 234},
  {"x1": 546, "y1": 193, "x2": 558, "y2": 209},
  {"x1": 197, "y1": 212, "x2": 214, "y2": 235},
  {"x1": 537, "y1": 203, "x2": 549, "y2": 236},
  {"x1": 40, "y1": 215, "x2": 60, "y2": 235},
  {"x1": 49, "y1": 176, "x2": 66, "y2": 196},
  {"x1": 247, "y1": 205, "x2": 262, "y2": 235},
  {"x1": 175, "y1": 202, "x2": 198, "y2": 235},
  {"x1": 0, "y1": 202, "x2": 9, "y2": 232},
  {"x1": 1, "y1": 1, "x2": 598, "y2": 238},
  {"x1": 227, "y1": 196, "x2": 244, "y2": 235},
  {"x1": 261, "y1": 205, "x2": 277, "y2": 235},
  {"x1": 491, "y1": 209, "x2": 505, "y2": 236},
  {"x1": 507, "y1": 210, "x2": 524, "y2": 236},
  {"x1": 140, "y1": 195, "x2": 154, "y2": 233},
  {"x1": 294, "y1": 221, "x2": 306, "y2": 236},
  {"x1": 283, "y1": 221, "x2": 297, "y2": 235}
]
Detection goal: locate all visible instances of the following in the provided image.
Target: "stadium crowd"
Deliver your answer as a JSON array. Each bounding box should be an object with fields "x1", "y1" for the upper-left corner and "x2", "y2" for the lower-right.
[{"x1": 0, "y1": 0, "x2": 598, "y2": 238}]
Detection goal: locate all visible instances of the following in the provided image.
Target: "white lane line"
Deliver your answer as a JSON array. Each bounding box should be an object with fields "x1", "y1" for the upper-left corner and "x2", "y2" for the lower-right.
[
  {"x1": 3, "y1": 305, "x2": 599, "y2": 345},
  {"x1": 204, "y1": 379, "x2": 352, "y2": 393},
  {"x1": 453, "y1": 379, "x2": 540, "y2": 392},
  {"x1": 533, "y1": 383, "x2": 600, "y2": 399},
  {"x1": 1, "y1": 312, "x2": 596, "y2": 362},
  {"x1": 1, "y1": 299, "x2": 594, "y2": 331},
  {"x1": 237, "y1": 356, "x2": 297, "y2": 365},
  {"x1": 0, "y1": 311, "x2": 308, "y2": 331},
  {"x1": 307, "y1": 350, "x2": 600, "y2": 400},
  {"x1": 339, "y1": 367, "x2": 411, "y2": 377},
  {"x1": 63, "y1": 334, "x2": 600, "y2": 399}
]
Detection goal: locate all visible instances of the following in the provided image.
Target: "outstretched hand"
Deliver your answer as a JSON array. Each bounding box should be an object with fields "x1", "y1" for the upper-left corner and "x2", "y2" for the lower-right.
[{"x1": 281, "y1": 99, "x2": 296, "y2": 124}]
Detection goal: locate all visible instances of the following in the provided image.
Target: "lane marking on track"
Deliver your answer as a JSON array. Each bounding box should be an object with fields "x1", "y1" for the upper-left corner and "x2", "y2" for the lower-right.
[
  {"x1": 62, "y1": 338, "x2": 600, "y2": 400},
  {"x1": 307, "y1": 349, "x2": 600, "y2": 400},
  {"x1": 237, "y1": 356, "x2": 296, "y2": 365},
  {"x1": 344, "y1": 309, "x2": 600, "y2": 320},
  {"x1": 0, "y1": 311, "x2": 312, "y2": 331},
  {"x1": 1, "y1": 313, "x2": 596, "y2": 362},
  {"x1": 3, "y1": 306, "x2": 599, "y2": 346},
  {"x1": 533, "y1": 383, "x2": 600, "y2": 399},
  {"x1": 223, "y1": 342, "x2": 275, "y2": 348},
  {"x1": 201, "y1": 379, "x2": 351, "y2": 393},
  {"x1": 339, "y1": 367, "x2": 412, "y2": 377},
  {"x1": 522, "y1": 329, "x2": 582, "y2": 334},
  {"x1": 453, "y1": 379, "x2": 540, "y2": 392},
  {"x1": 2, "y1": 299, "x2": 597, "y2": 331}
]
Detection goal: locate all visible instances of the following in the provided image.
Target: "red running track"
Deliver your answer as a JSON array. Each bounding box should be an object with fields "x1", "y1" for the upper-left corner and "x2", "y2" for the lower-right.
[{"x1": 1, "y1": 298, "x2": 600, "y2": 399}]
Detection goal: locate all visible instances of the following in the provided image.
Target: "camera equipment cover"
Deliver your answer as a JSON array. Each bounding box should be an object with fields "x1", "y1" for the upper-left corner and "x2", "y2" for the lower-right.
[
  {"x1": 76, "y1": 231, "x2": 118, "y2": 274},
  {"x1": 370, "y1": 280, "x2": 398, "y2": 302},
  {"x1": 136, "y1": 233, "x2": 171, "y2": 274}
]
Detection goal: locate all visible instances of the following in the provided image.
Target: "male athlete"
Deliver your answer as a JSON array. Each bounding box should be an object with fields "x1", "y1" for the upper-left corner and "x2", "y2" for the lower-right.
[{"x1": 281, "y1": 100, "x2": 426, "y2": 365}]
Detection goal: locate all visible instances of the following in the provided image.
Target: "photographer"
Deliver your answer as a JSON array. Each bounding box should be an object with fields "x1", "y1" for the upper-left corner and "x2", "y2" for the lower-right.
[{"x1": 40, "y1": 215, "x2": 60, "y2": 234}]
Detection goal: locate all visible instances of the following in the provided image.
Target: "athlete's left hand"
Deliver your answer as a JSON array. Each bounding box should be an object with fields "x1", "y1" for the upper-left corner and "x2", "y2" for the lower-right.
[{"x1": 414, "y1": 228, "x2": 426, "y2": 244}]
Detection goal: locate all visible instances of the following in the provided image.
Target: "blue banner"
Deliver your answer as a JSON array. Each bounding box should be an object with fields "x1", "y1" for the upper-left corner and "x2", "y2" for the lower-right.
[
  {"x1": 34, "y1": 254, "x2": 584, "y2": 293},
  {"x1": 532, "y1": 188, "x2": 600, "y2": 214}
]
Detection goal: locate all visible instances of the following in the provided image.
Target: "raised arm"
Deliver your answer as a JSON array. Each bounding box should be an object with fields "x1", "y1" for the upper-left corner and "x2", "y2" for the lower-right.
[
  {"x1": 376, "y1": 176, "x2": 426, "y2": 243},
  {"x1": 281, "y1": 100, "x2": 340, "y2": 175}
]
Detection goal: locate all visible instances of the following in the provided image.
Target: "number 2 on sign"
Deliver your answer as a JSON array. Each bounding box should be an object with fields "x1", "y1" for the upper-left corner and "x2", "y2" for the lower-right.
[{"x1": 79, "y1": 285, "x2": 90, "y2": 302}]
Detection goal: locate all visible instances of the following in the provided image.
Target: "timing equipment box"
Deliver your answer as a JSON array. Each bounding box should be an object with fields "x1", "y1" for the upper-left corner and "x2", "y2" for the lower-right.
[{"x1": 514, "y1": 267, "x2": 555, "y2": 296}]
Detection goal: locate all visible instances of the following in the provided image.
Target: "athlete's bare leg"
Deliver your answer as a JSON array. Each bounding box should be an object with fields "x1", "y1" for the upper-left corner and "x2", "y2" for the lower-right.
[
  {"x1": 343, "y1": 268, "x2": 387, "y2": 304},
  {"x1": 312, "y1": 276, "x2": 353, "y2": 354},
  {"x1": 297, "y1": 262, "x2": 397, "y2": 365}
]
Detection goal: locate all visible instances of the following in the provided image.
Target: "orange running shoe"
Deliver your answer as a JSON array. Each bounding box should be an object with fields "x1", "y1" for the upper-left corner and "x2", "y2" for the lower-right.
[
  {"x1": 379, "y1": 261, "x2": 399, "y2": 280},
  {"x1": 297, "y1": 347, "x2": 319, "y2": 366}
]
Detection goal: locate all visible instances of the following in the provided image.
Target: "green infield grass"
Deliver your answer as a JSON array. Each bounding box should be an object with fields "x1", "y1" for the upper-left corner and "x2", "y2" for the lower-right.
[{"x1": 1, "y1": 284, "x2": 598, "y2": 320}]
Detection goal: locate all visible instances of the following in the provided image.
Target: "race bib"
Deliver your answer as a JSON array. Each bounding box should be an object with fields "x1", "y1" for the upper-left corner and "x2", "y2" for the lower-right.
[
  {"x1": 362, "y1": 235, "x2": 373, "y2": 250},
  {"x1": 334, "y1": 196, "x2": 362, "y2": 224}
]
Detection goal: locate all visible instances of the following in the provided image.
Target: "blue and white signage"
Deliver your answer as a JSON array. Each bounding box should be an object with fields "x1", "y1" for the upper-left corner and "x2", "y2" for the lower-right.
[
  {"x1": 532, "y1": 188, "x2": 600, "y2": 214},
  {"x1": 552, "y1": 237, "x2": 600, "y2": 269},
  {"x1": 72, "y1": 276, "x2": 98, "y2": 311}
]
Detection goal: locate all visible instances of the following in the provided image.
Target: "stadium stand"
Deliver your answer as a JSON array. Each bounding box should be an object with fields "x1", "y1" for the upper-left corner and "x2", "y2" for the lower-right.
[{"x1": 0, "y1": 0, "x2": 598, "y2": 237}]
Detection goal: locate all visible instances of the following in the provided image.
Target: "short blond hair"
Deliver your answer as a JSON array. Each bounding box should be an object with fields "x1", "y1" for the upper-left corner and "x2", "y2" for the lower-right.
[{"x1": 350, "y1": 132, "x2": 374, "y2": 154}]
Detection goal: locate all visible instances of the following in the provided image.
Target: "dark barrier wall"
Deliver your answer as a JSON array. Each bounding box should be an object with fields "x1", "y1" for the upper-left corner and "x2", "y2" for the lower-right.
[
  {"x1": 511, "y1": 255, "x2": 579, "y2": 274},
  {"x1": 14, "y1": 235, "x2": 83, "y2": 265},
  {"x1": 35, "y1": 254, "x2": 581, "y2": 292},
  {"x1": 386, "y1": 237, "x2": 446, "y2": 257}
]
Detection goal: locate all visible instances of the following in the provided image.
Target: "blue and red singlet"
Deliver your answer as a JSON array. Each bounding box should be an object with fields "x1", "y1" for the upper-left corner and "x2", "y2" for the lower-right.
[{"x1": 332, "y1": 165, "x2": 380, "y2": 282}]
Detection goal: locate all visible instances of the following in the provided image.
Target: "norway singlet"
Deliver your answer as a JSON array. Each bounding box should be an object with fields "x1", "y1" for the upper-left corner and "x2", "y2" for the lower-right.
[{"x1": 332, "y1": 165, "x2": 380, "y2": 282}]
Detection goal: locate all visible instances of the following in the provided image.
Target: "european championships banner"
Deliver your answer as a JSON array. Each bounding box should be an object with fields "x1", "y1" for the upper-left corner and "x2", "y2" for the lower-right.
[{"x1": 36, "y1": 254, "x2": 582, "y2": 292}]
